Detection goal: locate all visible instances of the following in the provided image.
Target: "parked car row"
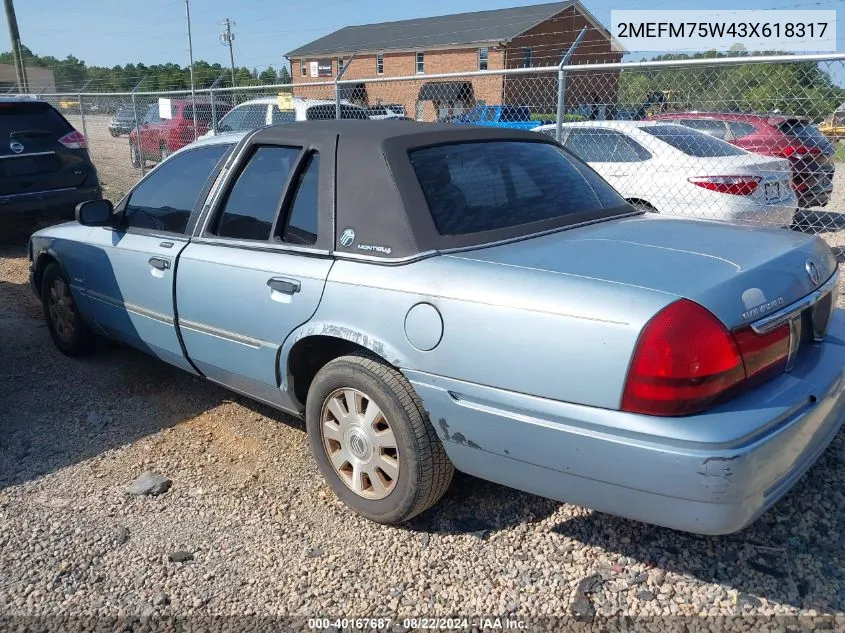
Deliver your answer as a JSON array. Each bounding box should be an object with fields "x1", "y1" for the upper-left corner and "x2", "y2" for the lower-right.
[
  {"x1": 647, "y1": 112, "x2": 836, "y2": 208},
  {"x1": 533, "y1": 121, "x2": 797, "y2": 226},
  {"x1": 101, "y1": 98, "x2": 835, "y2": 213},
  {"x1": 27, "y1": 120, "x2": 844, "y2": 536}
]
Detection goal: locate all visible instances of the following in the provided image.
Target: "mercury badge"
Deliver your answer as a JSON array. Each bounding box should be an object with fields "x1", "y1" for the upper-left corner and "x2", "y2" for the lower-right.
[
  {"x1": 805, "y1": 259, "x2": 820, "y2": 286},
  {"x1": 339, "y1": 228, "x2": 355, "y2": 248},
  {"x1": 9, "y1": 141, "x2": 24, "y2": 154}
]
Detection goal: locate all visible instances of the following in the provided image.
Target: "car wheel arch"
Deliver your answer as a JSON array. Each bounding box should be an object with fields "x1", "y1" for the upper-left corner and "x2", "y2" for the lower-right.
[
  {"x1": 33, "y1": 250, "x2": 64, "y2": 292},
  {"x1": 282, "y1": 329, "x2": 410, "y2": 409}
]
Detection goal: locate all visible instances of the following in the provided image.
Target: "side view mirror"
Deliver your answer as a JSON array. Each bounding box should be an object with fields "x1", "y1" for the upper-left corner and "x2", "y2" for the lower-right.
[{"x1": 76, "y1": 199, "x2": 114, "y2": 227}]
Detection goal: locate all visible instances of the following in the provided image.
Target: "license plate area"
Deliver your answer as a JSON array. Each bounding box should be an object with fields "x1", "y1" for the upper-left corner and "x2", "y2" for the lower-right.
[
  {"x1": 764, "y1": 181, "x2": 780, "y2": 202},
  {"x1": 787, "y1": 288, "x2": 836, "y2": 370}
]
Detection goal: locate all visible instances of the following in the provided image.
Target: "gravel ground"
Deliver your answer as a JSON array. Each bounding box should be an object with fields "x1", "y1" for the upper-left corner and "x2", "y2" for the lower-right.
[{"x1": 1, "y1": 234, "x2": 844, "y2": 629}]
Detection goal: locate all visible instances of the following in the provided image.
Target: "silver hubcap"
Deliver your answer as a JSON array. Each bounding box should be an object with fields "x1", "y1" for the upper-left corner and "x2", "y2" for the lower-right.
[
  {"x1": 47, "y1": 277, "x2": 75, "y2": 343},
  {"x1": 320, "y1": 388, "x2": 399, "y2": 500}
]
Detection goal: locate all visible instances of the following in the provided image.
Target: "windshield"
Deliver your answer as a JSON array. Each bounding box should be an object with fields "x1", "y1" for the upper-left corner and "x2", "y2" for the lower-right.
[
  {"x1": 409, "y1": 141, "x2": 627, "y2": 236},
  {"x1": 640, "y1": 124, "x2": 746, "y2": 157}
]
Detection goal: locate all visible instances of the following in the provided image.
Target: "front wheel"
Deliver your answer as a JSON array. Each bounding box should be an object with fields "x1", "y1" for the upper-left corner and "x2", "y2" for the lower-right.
[
  {"x1": 41, "y1": 263, "x2": 94, "y2": 356},
  {"x1": 306, "y1": 351, "x2": 454, "y2": 524}
]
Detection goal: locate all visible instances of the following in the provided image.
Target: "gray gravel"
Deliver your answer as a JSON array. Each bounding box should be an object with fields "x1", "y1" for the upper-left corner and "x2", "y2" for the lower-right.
[{"x1": 1, "y1": 240, "x2": 844, "y2": 625}]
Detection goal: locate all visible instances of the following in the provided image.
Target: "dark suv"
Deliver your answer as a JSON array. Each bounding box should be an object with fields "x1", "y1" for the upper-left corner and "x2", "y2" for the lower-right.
[
  {"x1": 647, "y1": 112, "x2": 835, "y2": 208},
  {"x1": 0, "y1": 98, "x2": 101, "y2": 223}
]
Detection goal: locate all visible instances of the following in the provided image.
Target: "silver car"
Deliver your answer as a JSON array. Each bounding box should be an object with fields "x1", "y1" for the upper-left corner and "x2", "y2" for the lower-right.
[{"x1": 28, "y1": 121, "x2": 844, "y2": 534}]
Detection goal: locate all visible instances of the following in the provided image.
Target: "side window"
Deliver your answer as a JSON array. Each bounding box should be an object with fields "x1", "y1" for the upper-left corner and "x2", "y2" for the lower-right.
[
  {"x1": 679, "y1": 118, "x2": 729, "y2": 139},
  {"x1": 213, "y1": 146, "x2": 301, "y2": 241},
  {"x1": 143, "y1": 106, "x2": 160, "y2": 124},
  {"x1": 610, "y1": 133, "x2": 651, "y2": 162},
  {"x1": 241, "y1": 104, "x2": 269, "y2": 129},
  {"x1": 218, "y1": 107, "x2": 245, "y2": 131},
  {"x1": 564, "y1": 129, "x2": 616, "y2": 162},
  {"x1": 279, "y1": 153, "x2": 320, "y2": 245},
  {"x1": 124, "y1": 145, "x2": 230, "y2": 234},
  {"x1": 272, "y1": 109, "x2": 296, "y2": 124},
  {"x1": 727, "y1": 121, "x2": 756, "y2": 139}
]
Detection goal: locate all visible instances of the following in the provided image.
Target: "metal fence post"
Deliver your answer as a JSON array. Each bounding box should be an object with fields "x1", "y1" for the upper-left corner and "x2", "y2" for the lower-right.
[
  {"x1": 556, "y1": 28, "x2": 586, "y2": 142},
  {"x1": 77, "y1": 80, "x2": 92, "y2": 143},
  {"x1": 209, "y1": 70, "x2": 229, "y2": 134},
  {"x1": 334, "y1": 52, "x2": 356, "y2": 119},
  {"x1": 131, "y1": 78, "x2": 146, "y2": 176}
]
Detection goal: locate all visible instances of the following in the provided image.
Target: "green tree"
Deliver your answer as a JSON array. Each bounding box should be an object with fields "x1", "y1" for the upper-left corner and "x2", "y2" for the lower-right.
[{"x1": 259, "y1": 66, "x2": 278, "y2": 84}]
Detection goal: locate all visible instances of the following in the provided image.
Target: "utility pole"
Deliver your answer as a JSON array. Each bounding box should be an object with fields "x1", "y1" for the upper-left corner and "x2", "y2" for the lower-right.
[
  {"x1": 185, "y1": 0, "x2": 197, "y2": 139},
  {"x1": 3, "y1": 0, "x2": 27, "y2": 92},
  {"x1": 219, "y1": 19, "x2": 236, "y2": 88}
]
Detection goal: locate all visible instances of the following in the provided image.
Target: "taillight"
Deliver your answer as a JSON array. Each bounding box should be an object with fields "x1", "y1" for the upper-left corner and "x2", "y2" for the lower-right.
[
  {"x1": 621, "y1": 300, "x2": 745, "y2": 416},
  {"x1": 688, "y1": 176, "x2": 760, "y2": 196},
  {"x1": 622, "y1": 300, "x2": 792, "y2": 416},
  {"x1": 780, "y1": 144, "x2": 822, "y2": 158},
  {"x1": 58, "y1": 130, "x2": 86, "y2": 149}
]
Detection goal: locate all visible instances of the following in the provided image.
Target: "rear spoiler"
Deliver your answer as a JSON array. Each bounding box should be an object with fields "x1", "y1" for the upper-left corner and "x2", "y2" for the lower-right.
[{"x1": 767, "y1": 115, "x2": 810, "y2": 127}]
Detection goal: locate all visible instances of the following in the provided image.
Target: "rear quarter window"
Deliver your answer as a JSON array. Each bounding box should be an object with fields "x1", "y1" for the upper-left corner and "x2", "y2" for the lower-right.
[
  {"x1": 409, "y1": 141, "x2": 626, "y2": 236},
  {"x1": 777, "y1": 121, "x2": 832, "y2": 151},
  {"x1": 0, "y1": 101, "x2": 72, "y2": 137},
  {"x1": 640, "y1": 125, "x2": 746, "y2": 157}
]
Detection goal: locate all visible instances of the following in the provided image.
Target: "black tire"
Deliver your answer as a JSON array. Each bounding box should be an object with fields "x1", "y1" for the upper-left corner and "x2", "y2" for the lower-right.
[
  {"x1": 129, "y1": 142, "x2": 141, "y2": 168},
  {"x1": 41, "y1": 263, "x2": 94, "y2": 356},
  {"x1": 160, "y1": 143, "x2": 170, "y2": 161},
  {"x1": 306, "y1": 351, "x2": 454, "y2": 524}
]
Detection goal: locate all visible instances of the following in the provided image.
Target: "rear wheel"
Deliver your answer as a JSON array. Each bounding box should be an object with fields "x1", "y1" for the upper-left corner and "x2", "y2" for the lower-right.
[
  {"x1": 306, "y1": 351, "x2": 454, "y2": 524},
  {"x1": 41, "y1": 263, "x2": 94, "y2": 356}
]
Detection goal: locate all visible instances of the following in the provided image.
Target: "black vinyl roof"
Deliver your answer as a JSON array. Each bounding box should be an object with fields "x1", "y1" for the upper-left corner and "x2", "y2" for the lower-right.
[
  {"x1": 246, "y1": 120, "x2": 631, "y2": 261},
  {"x1": 286, "y1": 2, "x2": 602, "y2": 57}
]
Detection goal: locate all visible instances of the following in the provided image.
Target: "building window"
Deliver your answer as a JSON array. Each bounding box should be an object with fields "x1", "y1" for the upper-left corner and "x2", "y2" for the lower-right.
[
  {"x1": 337, "y1": 57, "x2": 344, "y2": 74},
  {"x1": 416, "y1": 52, "x2": 425, "y2": 74},
  {"x1": 521, "y1": 47, "x2": 533, "y2": 68},
  {"x1": 478, "y1": 47, "x2": 489, "y2": 71},
  {"x1": 300, "y1": 59, "x2": 307, "y2": 76},
  {"x1": 376, "y1": 53, "x2": 384, "y2": 75}
]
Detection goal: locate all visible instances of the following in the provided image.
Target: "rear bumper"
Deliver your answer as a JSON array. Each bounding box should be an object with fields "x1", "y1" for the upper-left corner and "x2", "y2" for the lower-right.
[
  {"x1": 406, "y1": 310, "x2": 845, "y2": 535},
  {"x1": 0, "y1": 186, "x2": 101, "y2": 219}
]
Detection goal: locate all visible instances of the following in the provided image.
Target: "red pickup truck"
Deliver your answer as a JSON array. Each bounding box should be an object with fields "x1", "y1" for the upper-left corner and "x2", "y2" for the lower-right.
[{"x1": 129, "y1": 99, "x2": 230, "y2": 167}]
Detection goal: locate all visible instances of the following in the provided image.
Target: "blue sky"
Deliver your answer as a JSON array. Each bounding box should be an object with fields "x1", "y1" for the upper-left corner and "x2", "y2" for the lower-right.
[{"x1": 7, "y1": 0, "x2": 844, "y2": 72}]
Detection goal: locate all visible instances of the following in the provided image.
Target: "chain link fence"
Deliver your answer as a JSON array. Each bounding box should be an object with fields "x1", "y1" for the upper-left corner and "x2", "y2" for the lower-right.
[{"x1": 40, "y1": 53, "x2": 845, "y2": 247}]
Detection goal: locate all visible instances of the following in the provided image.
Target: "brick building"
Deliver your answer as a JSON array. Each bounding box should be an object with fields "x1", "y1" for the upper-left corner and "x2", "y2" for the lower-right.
[{"x1": 285, "y1": 1, "x2": 624, "y2": 121}]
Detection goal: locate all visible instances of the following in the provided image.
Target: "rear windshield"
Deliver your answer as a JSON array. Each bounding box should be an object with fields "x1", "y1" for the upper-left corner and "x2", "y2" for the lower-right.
[
  {"x1": 778, "y1": 120, "x2": 832, "y2": 151},
  {"x1": 409, "y1": 141, "x2": 626, "y2": 236},
  {"x1": 0, "y1": 101, "x2": 71, "y2": 137},
  {"x1": 640, "y1": 124, "x2": 746, "y2": 157}
]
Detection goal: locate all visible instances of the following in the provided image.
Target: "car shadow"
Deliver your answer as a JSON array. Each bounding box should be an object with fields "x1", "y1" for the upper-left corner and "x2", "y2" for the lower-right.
[
  {"x1": 793, "y1": 209, "x2": 845, "y2": 234},
  {"x1": 549, "y1": 431, "x2": 845, "y2": 611},
  {"x1": 0, "y1": 265, "x2": 555, "y2": 534}
]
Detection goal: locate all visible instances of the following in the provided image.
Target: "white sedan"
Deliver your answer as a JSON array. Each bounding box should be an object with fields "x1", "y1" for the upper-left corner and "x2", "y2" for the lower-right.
[{"x1": 533, "y1": 121, "x2": 797, "y2": 226}]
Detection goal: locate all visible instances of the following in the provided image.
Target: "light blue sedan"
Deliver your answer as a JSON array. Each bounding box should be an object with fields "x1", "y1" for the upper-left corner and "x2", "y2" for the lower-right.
[{"x1": 28, "y1": 120, "x2": 844, "y2": 534}]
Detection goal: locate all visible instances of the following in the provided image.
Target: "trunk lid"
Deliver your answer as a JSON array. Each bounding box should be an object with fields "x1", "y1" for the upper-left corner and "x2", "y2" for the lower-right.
[
  {"x1": 448, "y1": 215, "x2": 837, "y2": 329},
  {"x1": 0, "y1": 101, "x2": 89, "y2": 196}
]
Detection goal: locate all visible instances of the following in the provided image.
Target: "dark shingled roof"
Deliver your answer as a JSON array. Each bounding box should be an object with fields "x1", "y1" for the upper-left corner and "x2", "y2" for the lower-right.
[{"x1": 286, "y1": 1, "x2": 588, "y2": 57}]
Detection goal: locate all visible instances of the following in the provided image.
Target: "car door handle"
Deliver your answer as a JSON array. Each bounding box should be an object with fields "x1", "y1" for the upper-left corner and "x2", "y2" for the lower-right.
[
  {"x1": 267, "y1": 277, "x2": 300, "y2": 295},
  {"x1": 149, "y1": 257, "x2": 171, "y2": 271}
]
